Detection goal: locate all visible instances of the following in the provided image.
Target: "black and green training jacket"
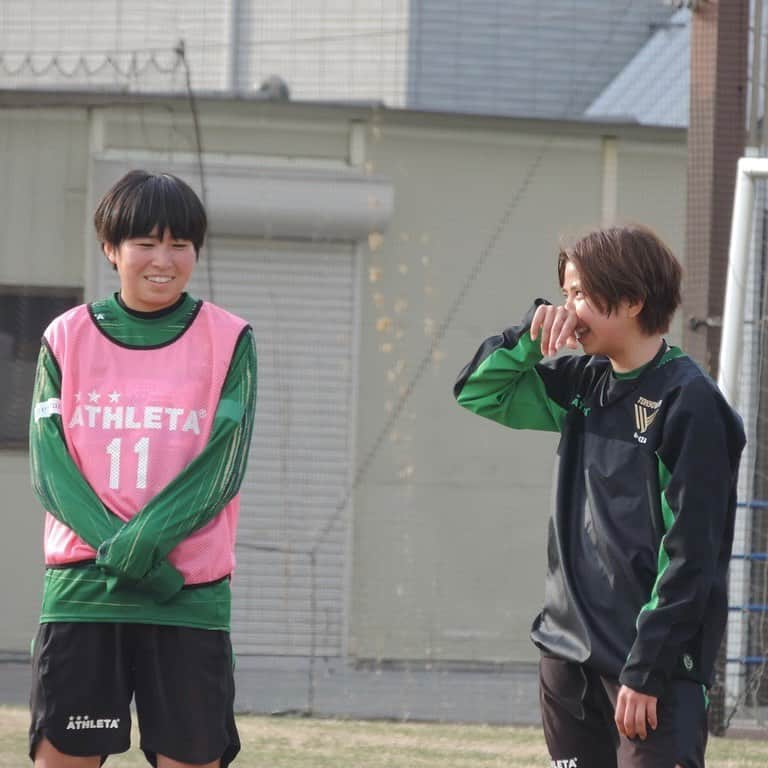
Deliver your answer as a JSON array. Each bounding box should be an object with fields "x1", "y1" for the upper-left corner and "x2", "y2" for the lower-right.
[{"x1": 454, "y1": 300, "x2": 745, "y2": 697}]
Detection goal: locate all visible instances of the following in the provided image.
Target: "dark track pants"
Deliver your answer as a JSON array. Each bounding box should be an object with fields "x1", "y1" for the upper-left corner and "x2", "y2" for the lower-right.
[{"x1": 539, "y1": 655, "x2": 707, "y2": 768}]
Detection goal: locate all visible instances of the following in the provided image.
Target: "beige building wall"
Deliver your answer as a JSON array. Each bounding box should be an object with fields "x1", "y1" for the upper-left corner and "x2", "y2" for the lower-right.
[
  {"x1": 0, "y1": 109, "x2": 89, "y2": 651},
  {"x1": 349, "y1": 115, "x2": 687, "y2": 662},
  {"x1": 0, "y1": 96, "x2": 686, "y2": 661}
]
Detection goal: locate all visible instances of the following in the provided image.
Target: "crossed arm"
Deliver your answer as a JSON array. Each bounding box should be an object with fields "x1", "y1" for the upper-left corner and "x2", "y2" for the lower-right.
[{"x1": 29, "y1": 331, "x2": 256, "y2": 602}]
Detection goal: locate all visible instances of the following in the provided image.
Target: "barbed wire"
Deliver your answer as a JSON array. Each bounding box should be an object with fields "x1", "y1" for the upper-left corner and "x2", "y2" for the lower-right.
[
  {"x1": 0, "y1": 26, "x2": 407, "y2": 84},
  {"x1": 0, "y1": 51, "x2": 181, "y2": 79}
]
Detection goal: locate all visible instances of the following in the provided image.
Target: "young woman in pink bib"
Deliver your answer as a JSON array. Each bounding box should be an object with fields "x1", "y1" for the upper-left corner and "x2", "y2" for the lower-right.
[{"x1": 28, "y1": 170, "x2": 257, "y2": 768}]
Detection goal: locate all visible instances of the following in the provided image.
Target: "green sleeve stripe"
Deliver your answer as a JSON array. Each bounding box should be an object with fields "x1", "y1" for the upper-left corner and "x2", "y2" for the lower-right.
[
  {"x1": 470, "y1": 331, "x2": 541, "y2": 375},
  {"x1": 657, "y1": 458, "x2": 676, "y2": 530},
  {"x1": 460, "y1": 333, "x2": 567, "y2": 432},
  {"x1": 637, "y1": 457, "x2": 675, "y2": 622}
]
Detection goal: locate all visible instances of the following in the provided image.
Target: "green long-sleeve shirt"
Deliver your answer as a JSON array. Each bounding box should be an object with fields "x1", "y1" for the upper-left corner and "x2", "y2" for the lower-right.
[{"x1": 29, "y1": 292, "x2": 256, "y2": 630}]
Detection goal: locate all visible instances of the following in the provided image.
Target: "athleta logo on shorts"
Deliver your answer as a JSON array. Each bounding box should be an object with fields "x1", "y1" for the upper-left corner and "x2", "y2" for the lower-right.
[
  {"x1": 551, "y1": 759, "x2": 578, "y2": 768},
  {"x1": 66, "y1": 714, "x2": 121, "y2": 730}
]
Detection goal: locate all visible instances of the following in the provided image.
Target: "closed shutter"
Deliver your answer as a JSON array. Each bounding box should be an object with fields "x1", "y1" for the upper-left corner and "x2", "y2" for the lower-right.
[{"x1": 95, "y1": 237, "x2": 357, "y2": 656}]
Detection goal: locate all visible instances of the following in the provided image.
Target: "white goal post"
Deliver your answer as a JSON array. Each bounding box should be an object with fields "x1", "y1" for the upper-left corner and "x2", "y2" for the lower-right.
[
  {"x1": 720, "y1": 156, "x2": 768, "y2": 404},
  {"x1": 720, "y1": 154, "x2": 768, "y2": 714}
]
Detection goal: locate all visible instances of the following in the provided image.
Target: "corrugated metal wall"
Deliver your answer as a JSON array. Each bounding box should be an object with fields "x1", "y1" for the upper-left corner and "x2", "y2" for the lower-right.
[{"x1": 216, "y1": 239, "x2": 357, "y2": 657}]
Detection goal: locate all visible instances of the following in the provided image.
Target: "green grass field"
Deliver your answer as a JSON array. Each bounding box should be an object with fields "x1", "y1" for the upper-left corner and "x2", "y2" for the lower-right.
[{"x1": 2, "y1": 706, "x2": 768, "y2": 767}]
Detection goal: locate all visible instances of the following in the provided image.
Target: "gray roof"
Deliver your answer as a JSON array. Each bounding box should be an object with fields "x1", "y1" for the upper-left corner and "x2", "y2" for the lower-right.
[
  {"x1": 585, "y1": 8, "x2": 690, "y2": 128},
  {"x1": 406, "y1": 0, "x2": 679, "y2": 121}
]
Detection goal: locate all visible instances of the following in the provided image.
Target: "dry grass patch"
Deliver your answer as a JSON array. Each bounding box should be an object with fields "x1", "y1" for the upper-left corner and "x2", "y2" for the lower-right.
[{"x1": 2, "y1": 707, "x2": 768, "y2": 767}]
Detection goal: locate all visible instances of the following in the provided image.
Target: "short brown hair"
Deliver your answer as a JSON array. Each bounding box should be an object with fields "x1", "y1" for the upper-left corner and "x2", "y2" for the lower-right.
[
  {"x1": 94, "y1": 170, "x2": 207, "y2": 256},
  {"x1": 557, "y1": 225, "x2": 682, "y2": 335}
]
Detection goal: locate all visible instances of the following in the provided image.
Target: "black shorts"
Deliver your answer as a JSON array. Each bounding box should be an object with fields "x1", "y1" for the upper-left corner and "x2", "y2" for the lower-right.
[
  {"x1": 29, "y1": 622, "x2": 240, "y2": 767},
  {"x1": 539, "y1": 655, "x2": 707, "y2": 768}
]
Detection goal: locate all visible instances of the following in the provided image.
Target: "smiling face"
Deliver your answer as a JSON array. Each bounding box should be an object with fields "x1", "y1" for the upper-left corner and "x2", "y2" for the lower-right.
[
  {"x1": 561, "y1": 259, "x2": 639, "y2": 361},
  {"x1": 104, "y1": 228, "x2": 196, "y2": 312}
]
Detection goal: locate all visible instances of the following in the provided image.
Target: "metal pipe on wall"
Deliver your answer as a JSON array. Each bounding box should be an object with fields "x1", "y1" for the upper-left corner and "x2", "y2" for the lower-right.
[{"x1": 750, "y1": 0, "x2": 764, "y2": 147}]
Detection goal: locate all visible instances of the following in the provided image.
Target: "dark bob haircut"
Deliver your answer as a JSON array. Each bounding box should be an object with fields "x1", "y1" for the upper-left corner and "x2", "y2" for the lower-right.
[
  {"x1": 93, "y1": 170, "x2": 207, "y2": 256},
  {"x1": 557, "y1": 225, "x2": 682, "y2": 335}
]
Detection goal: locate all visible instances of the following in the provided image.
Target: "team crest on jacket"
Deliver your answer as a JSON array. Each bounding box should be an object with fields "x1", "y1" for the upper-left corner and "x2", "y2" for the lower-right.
[{"x1": 634, "y1": 396, "x2": 662, "y2": 434}]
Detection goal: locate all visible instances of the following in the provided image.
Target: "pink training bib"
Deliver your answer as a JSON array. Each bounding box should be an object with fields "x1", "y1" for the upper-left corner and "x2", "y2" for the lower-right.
[{"x1": 41, "y1": 301, "x2": 248, "y2": 585}]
